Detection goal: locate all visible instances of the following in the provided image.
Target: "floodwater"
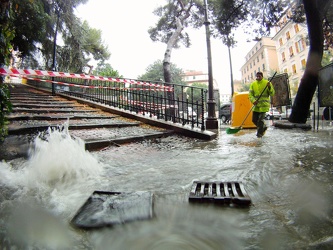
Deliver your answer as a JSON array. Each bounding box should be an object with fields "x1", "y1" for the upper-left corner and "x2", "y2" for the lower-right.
[{"x1": 0, "y1": 122, "x2": 333, "y2": 249}]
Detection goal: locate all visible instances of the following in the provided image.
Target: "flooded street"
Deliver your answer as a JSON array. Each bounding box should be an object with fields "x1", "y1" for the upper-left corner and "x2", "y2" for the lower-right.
[{"x1": 1, "y1": 122, "x2": 333, "y2": 249}]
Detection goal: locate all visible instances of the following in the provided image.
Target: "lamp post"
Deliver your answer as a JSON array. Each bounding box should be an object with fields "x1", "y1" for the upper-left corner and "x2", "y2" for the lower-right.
[
  {"x1": 203, "y1": 0, "x2": 218, "y2": 129},
  {"x1": 227, "y1": 37, "x2": 234, "y2": 97},
  {"x1": 51, "y1": 1, "x2": 60, "y2": 95}
]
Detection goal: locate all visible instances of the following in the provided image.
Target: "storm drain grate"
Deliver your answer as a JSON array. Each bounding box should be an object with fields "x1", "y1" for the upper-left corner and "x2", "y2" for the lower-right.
[{"x1": 189, "y1": 181, "x2": 251, "y2": 206}]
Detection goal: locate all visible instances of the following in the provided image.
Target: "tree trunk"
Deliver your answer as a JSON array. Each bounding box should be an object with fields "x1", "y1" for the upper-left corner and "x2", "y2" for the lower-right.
[
  {"x1": 163, "y1": 17, "x2": 183, "y2": 83},
  {"x1": 163, "y1": 16, "x2": 184, "y2": 110},
  {"x1": 289, "y1": 0, "x2": 326, "y2": 123}
]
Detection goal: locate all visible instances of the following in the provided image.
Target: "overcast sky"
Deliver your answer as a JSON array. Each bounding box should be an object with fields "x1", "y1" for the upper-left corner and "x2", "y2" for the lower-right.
[{"x1": 75, "y1": 0, "x2": 256, "y2": 94}]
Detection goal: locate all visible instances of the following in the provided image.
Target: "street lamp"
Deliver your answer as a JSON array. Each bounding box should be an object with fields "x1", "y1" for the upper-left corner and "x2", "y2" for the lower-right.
[
  {"x1": 227, "y1": 37, "x2": 234, "y2": 97},
  {"x1": 49, "y1": 0, "x2": 60, "y2": 95},
  {"x1": 203, "y1": 0, "x2": 218, "y2": 129}
]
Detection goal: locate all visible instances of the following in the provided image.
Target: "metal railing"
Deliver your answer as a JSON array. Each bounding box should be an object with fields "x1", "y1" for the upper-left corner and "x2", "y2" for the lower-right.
[{"x1": 27, "y1": 76, "x2": 207, "y2": 130}]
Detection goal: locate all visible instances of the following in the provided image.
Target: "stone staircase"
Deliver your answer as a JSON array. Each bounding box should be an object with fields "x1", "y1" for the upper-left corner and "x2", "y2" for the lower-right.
[{"x1": 0, "y1": 84, "x2": 174, "y2": 160}]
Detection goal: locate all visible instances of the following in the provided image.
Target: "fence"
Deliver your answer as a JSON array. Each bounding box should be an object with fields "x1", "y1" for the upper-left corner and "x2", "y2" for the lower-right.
[{"x1": 26, "y1": 74, "x2": 208, "y2": 130}]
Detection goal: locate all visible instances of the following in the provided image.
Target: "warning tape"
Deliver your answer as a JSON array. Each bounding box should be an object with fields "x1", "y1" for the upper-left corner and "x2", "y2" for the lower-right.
[
  {"x1": 15, "y1": 75, "x2": 172, "y2": 92},
  {"x1": 0, "y1": 68, "x2": 173, "y2": 91}
]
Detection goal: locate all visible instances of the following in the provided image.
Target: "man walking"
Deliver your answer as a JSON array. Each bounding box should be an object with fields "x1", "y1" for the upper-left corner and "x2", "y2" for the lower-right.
[{"x1": 249, "y1": 72, "x2": 275, "y2": 138}]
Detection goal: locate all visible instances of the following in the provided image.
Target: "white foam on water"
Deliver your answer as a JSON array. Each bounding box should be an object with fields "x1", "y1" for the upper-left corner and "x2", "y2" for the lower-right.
[
  {"x1": 0, "y1": 123, "x2": 109, "y2": 248},
  {"x1": 1, "y1": 123, "x2": 107, "y2": 216}
]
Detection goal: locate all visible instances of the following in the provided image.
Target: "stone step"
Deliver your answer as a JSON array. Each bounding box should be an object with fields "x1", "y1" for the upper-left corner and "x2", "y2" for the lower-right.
[{"x1": 7, "y1": 122, "x2": 141, "y2": 135}]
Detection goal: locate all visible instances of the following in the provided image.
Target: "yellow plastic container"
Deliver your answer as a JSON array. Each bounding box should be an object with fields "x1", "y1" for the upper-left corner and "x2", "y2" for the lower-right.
[{"x1": 231, "y1": 92, "x2": 256, "y2": 129}]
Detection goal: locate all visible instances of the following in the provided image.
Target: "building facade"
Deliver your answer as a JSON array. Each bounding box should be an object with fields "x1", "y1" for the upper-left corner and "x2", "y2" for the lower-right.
[
  {"x1": 240, "y1": 7, "x2": 310, "y2": 99},
  {"x1": 240, "y1": 37, "x2": 279, "y2": 84},
  {"x1": 272, "y1": 13, "x2": 309, "y2": 96},
  {"x1": 182, "y1": 70, "x2": 225, "y2": 112}
]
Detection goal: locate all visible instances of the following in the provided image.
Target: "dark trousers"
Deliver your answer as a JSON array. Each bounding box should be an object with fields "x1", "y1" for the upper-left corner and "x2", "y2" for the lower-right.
[{"x1": 252, "y1": 111, "x2": 267, "y2": 136}]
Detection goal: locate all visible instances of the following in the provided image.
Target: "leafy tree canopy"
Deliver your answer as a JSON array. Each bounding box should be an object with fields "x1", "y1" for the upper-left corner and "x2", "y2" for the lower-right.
[
  {"x1": 137, "y1": 59, "x2": 185, "y2": 85},
  {"x1": 5, "y1": 0, "x2": 110, "y2": 73},
  {"x1": 148, "y1": 0, "x2": 204, "y2": 49},
  {"x1": 93, "y1": 62, "x2": 121, "y2": 78}
]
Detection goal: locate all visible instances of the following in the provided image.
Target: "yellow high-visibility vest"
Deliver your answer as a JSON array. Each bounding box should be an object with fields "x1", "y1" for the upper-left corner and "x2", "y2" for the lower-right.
[{"x1": 249, "y1": 79, "x2": 275, "y2": 112}]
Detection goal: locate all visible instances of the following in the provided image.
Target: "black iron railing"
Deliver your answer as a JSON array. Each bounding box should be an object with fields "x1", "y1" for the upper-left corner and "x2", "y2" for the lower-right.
[{"x1": 27, "y1": 76, "x2": 207, "y2": 130}]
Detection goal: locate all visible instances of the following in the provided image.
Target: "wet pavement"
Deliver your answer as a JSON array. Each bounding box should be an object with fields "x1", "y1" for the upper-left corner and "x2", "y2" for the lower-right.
[{"x1": 1, "y1": 84, "x2": 333, "y2": 249}]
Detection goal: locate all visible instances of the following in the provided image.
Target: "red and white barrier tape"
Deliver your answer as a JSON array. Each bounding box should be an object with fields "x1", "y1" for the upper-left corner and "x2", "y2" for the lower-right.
[
  {"x1": 15, "y1": 75, "x2": 172, "y2": 92},
  {"x1": 0, "y1": 68, "x2": 173, "y2": 91}
]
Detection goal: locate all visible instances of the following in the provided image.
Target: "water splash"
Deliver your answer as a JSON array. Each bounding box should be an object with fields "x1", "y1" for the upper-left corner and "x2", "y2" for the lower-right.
[
  {"x1": 0, "y1": 123, "x2": 107, "y2": 248},
  {"x1": 25, "y1": 125, "x2": 107, "y2": 213}
]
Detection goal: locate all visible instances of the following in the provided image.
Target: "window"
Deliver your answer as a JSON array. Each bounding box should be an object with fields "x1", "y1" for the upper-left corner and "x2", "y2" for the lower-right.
[
  {"x1": 258, "y1": 67, "x2": 260, "y2": 72},
  {"x1": 257, "y1": 56, "x2": 259, "y2": 62},
  {"x1": 282, "y1": 52, "x2": 286, "y2": 62},
  {"x1": 295, "y1": 42, "x2": 299, "y2": 53},
  {"x1": 254, "y1": 70, "x2": 256, "y2": 75},
  {"x1": 286, "y1": 31, "x2": 291, "y2": 40},
  {"x1": 292, "y1": 64, "x2": 297, "y2": 74},
  {"x1": 253, "y1": 60, "x2": 256, "y2": 66},
  {"x1": 261, "y1": 52, "x2": 264, "y2": 59},
  {"x1": 262, "y1": 64, "x2": 265, "y2": 70},
  {"x1": 301, "y1": 59, "x2": 306, "y2": 69},
  {"x1": 294, "y1": 24, "x2": 299, "y2": 33},
  {"x1": 250, "y1": 63, "x2": 252, "y2": 68},
  {"x1": 279, "y1": 38, "x2": 283, "y2": 46},
  {"x1": 296, "y1": 39, "x2": 306, "y2": 52},
  {"x1": 289, "y1": 46, "x2": 294, "y2": 57}
]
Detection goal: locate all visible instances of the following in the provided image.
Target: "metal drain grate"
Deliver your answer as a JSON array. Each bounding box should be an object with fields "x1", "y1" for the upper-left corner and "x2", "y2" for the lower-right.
[{"x1": 189, "y1": 181, "x2": 251, "y2": 206}]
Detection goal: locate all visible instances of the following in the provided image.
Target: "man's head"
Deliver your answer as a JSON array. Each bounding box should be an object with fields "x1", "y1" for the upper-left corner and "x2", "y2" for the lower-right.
[{"x1": 256, "y1": 72, "x2": 263, "y2": 80}]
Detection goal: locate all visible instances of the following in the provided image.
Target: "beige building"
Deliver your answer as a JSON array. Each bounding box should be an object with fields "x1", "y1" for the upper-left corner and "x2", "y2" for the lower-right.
[
  {"x1": 182, "y1": 70, "x2": 219, "y2": 89},
  {"x1": 272, "y1": 13, "x2": 309, "y2": 96},
  {"x1": 240, "y1": 37, "x2": 279, "y2": 84},
  {"x1": 182, "y1": 70, "x2": 225, "y2": 111}
]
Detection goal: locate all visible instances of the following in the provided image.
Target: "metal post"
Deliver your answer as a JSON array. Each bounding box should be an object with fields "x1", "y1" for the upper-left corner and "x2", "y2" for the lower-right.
[
  {"x1": 228, "y1": 43, "x2": 234, "y2": 97},
  {"x1": 51, "y1": 8, "x2": 60, "y2": 96},
  {"x1": 204, "y1": 0, "x2": 218, "y2": 129}
]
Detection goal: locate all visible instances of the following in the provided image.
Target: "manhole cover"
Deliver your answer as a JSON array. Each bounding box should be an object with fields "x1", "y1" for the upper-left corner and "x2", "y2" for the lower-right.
[
  {"x1": 71, "y1": 190, "x2": 154, "y2": 229},
  {"x1": 189, "y1": 181, "x2": 251, "y2": 206}
]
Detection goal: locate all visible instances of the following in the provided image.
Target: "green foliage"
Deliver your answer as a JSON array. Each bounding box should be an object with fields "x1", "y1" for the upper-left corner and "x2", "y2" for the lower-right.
[
  {"x1": 10, "y1": 0, "x2": 51, "y2": 58},
  {"x1": 209, "y1": 0, "x2": 250, "y2": 47},
  {"x1": 238, "y1": 82, "x2": 250, "y2": 92},
  {"x1": 186, "y1": 82, "x2": 207, "y2": 104},
  {"x1": 137, "y1": 60, "x2": 185, "y2": 85},
  {"x1": 0, "y1": 24, "x2": 14, "y2": 66},
  {"x1": 58, "y1": 20, "x2": 110, "y2": 73},
  {"x1": 322, "y1": 50, "x2": 333, "y2": 67},
  {"x1": 93, "y1": 63, "x2": 121, "y2": 78},
  {"x1": 0, "y1": 0, "x2": 14, "y2": 66},
  {"x1": 6, "y1": 0, "x2": 109, "y2": 73},
  {"x1": 148, "y1": 0, "x2": 204, "y2": 48},
  {"x1": 1, "y1": 0, "x2": 14, "y2": 140},
  {"x1": 0, "y1": 83, "x2": 12, "y2": 141},
  {"x1": 209, "y1": 0, "x2": 333, "y2": 49},
  {"x1": 138, "y1": 60, "x2": 187, "y2": 100}
]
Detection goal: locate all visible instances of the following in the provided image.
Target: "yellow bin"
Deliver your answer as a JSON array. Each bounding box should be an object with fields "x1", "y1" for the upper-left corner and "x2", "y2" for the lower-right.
[{"x1": 231, "y1": 92, "x2": 256, "y2": 129}]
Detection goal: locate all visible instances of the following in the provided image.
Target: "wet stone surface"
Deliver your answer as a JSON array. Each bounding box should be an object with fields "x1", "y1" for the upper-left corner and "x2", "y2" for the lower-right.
[{"x1": 1, "y1": 84, "x2": 172, "y2": 160}]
